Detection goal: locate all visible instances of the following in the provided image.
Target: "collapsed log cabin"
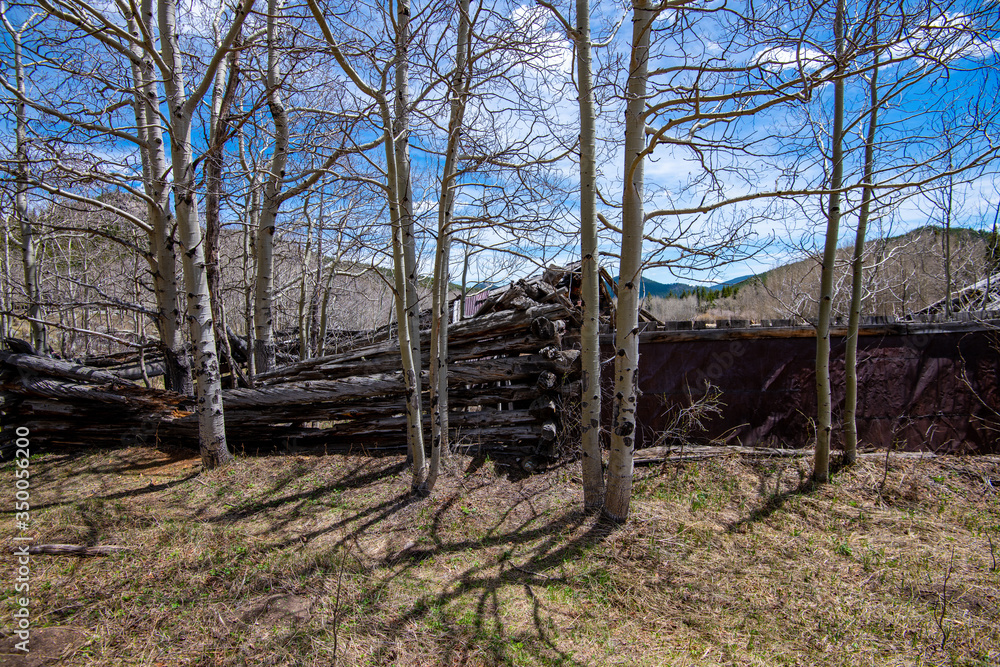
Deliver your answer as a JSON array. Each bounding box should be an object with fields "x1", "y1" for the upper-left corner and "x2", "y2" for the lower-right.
[
  {"x1": 3, "y1": 261, "x2": 998, "y2": 459},
  {"x1": 1, "y1": 266, "x2": 606, "y2": 460}
]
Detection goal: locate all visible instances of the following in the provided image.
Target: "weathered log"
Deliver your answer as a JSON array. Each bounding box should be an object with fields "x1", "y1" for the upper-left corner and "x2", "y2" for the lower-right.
[
  {"x1": 537, "y1": 371, "x2": 558, "y2": 391},
  {"x1": 269, "y1": 408, "x2": 540, "y2": 437},
  {"x1": 103, "y1": 360, "x2": 168, "y2": 381},
  {"x1": 257, "y1": 302, "x2": 570, "y2": 383},
  {"x1": 449, "y1": 353, "x2": 578, "y2": 384},
  {"x1": 4, "y1": 337, "x2": 37, "y2": 354},
  {"x1": 223, "y1": 374, "x2": 406, "y2": 409},
  {"x1": 539, "y1": 346, "x2": 579, "y2": 366},
  {"x1": 539, "y1": 420, "x2": 558, "y2": 442},
  {"x1": 225, "y1": 354, "x2": 579, "y2": 414},
  {"x1": 631, "y1": 445, "x2": 808, "y2": 464},
  {"x1": 262, "y1": 333, "x2": 553, "y2": 384},
  {"x1": 531, "y1": 317, "x2": 566, "y2": 341},
  {"x1": 4, "y1": 377, "x2": 190, "y2": 413},
  {"x1": 523, "y1": 279, "x2": 558, "y2": 303},
  {"x1": 528, "y1": 396, "x2": 558, "y2": 419},
  {"x1": 309, "y1": 423, "x2": 544, "y2": 448},
  {"x1": 1, "y1": 352, "x2": 134, "y2": 386},
  {"x1": 0, "y1": 280, "x2": 586, "y2": 457},
  {"x1": 240, "y1": 383, "x2": 540, "y2": 417}
]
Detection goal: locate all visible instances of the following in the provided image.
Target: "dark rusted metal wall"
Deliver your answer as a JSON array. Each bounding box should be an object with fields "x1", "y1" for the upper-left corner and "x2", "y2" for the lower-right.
[{"x1": 615, "y1": 328, "x2": 1000, "y2": 453}]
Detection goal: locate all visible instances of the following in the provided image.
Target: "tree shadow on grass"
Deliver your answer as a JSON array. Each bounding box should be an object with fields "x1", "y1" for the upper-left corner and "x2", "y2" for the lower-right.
[
  {"x1": 357, "y1": 510, "x2": 613, "y2": 666},
  {"x1": 25, "y1": 472, "x2": 200, "y2": 512},
  {"x1": 725, "y1": 455, "x2": 851, "y2": 534}
]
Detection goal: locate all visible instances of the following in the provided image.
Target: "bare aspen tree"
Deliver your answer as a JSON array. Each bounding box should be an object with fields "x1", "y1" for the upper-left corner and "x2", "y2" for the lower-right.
[
  {"x1": 127, "y1": 0, "x2": 192, "y2": 393},
  {"x1": 7, "y1": 0, "x2": 194, "y2": 390},
  {"x1": 604, "y1": 0, "x2": 654, "y2": 523},
  {"x1": 2, "y1": 4, "x2": 46, "y2": 353},
  {"x1": 592, "y1": 0, "x2": 875, "y2": 518},
  {"x1": 317, "y1": 206, "x2": 353, "y2": 357},
  {"x1": 843, "y1": 38, "x2": 880, "y2": 466},
  {"x1": 238, "y1": 120, "x2": 261, "y2": 381},
  {"x1": 204, "y1": 7, "x2": 245, "y2": 387},
  {"x1": 0, "y1": 211, "x2": 10, "y2": 339},
  {"x1": 253, "y1": 0, "x2": 289, "y2": 374},
  {"x1": 816, "y1": 0, "x2": 1000, "y2": 477},
  {"x1": 539, "y1": 0, "x2": 606, "y2": 510},
  {"x1": 928, "y1": 119, "x2": 959, "y2": 318},
  {"x1": 158, "y1": 0, "x2": 254, "y2": 467},
  {"x1": 393, "y1": 0, "x2": 429, "y2": 492},
  {"x1": 297, "y1": 194, "x2": 316, "y2": 360},
  {"x1": 575, "y1": 0, "x2": 605, "y2": 510},
  {"x1": 427, "y1": 0, "x2": 472, "y2": 492},
  {"x1": 306, "y1": 0, "x2": 428, "y2": 492},
  {"x1": 814, "y1": 0, "x2": 846, "y2": 484}
]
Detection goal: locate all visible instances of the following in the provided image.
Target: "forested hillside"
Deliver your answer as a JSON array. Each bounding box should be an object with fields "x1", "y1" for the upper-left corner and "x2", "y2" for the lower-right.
[{"x1": 645, "y1": 226, "x2": 999, "y2": 322}]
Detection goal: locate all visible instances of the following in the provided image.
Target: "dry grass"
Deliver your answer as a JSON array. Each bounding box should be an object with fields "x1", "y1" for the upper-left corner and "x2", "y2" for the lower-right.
[{"x1": 2, "y1": 446, "x2": 998, "y2": 666}]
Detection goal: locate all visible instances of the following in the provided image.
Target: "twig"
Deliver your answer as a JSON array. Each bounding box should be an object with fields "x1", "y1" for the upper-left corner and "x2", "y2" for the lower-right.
[
  {"x1": 879, "y1": 438, "x2": 894, "y2": 497},
  {"x1": 988, "y1": 531, "x2": 997, "y2": 572},
  {"x1": 936, "y1": 545, "x2": 955, "y2": 651},
  {"x1": 332, "y1": 546, "x2": 347, "y2": 666},
  {"x1": 511, "y1": 563, "x2": 553, "y2": 580}
]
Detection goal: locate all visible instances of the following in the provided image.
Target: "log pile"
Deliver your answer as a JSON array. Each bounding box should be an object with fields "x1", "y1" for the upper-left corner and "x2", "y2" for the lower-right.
[
  {"x1": 1, "y1": 270, "x2": 584, "y2": 459},
  {"x1": 0, "y1": 348, "x2": 195, "y2": 450}
]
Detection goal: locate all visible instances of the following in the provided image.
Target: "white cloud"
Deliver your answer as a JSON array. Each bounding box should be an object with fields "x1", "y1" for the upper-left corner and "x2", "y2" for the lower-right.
[
  {"x1": 754, "y1": 47, "x2": 828, "y2": 74},
  {"x1": 889, "y1": 12, "x2": 1000, "y2": 64},
  {"x1": 510, "y1": 4, "x2": 573, "y2": 75}
]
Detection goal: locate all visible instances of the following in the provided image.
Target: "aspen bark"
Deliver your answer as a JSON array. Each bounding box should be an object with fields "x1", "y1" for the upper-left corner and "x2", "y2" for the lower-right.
[
  {"x1": 205, "y1": 21, "x2": 243, "y2": 386},
  {"x1": 6, "y1": 14, "x2": 46, "y2": 353},
  {"x1": 392, "y1": 0, "x2": 428, "y2": 493},
  {"x1": 428, "y1": 0, "x2": 471, "y2": 492},
  {"x1": 576, "y1": 0, "x2": 605, "y2": 510},
  {"x1": 604, "y1": 1, "x2": 653, "y2": 523},
  {"x1": 317, "y1": 222, "x2": 345, "y2": 357},
  {"x1": 158, "y1": 0, "x2": 251, "y2": 468},
  {"x1": 844, "y1": 46, "x2": 879, "y2": 465},
  {"x1": 1, "y1": 213, "x2": 9, "y2": 339},
  {"x1": 126, "y1": 0, "x2": 191, "y2": 393},
  {"x1": 298, "y1": 195, "x2": 315, "y2": 360},
  {"x1": 814, "y1": 0, "x2": 846, "y2": 484},
  {"x1": 238, "y1": 123, "x2": 259, "y2": 382},
  {"x1": 253, "y1": 0, "x2": 289, "y2": 374}
]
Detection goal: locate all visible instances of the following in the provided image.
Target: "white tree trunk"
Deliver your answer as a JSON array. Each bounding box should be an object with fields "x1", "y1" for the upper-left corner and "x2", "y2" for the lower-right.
[
  {"x1": 428, "y1": 0, "x2": 471, "y2": 492},
  {"x1": 1, "y1": 213, "x2": 10, "y2": 339},
  {"x1": 158, "y1": 0, "x2": 250, "y2": 468},
  {"x1": 298, "y1": 195, "x2": 315, "y2": 360},
  {"x1": 814, "y1": 0, "x2": 846, "y2": 484},
  {"x1": 205, "y1": 20, "x2": 243, "y2": 387},
  {"x1": 239, "y1": 123, "x2": 259, "y2": 382},
  {"x1": 126, "y1": 0, "x2": 191, "y2": 393},
  {"x1": 253, "y1": 0, "x2": 289, "y2": 374},
  {"x1": 6, "y1": 16, "x2": 46, "y2": 353},
  {"x1": 604, "y1": 1, "x2": 653, "y2": 523},
  {"x1": 844, "y1": 44, "x2": 879, "y2": 465},
  {"x1": 393, "y1": 0, "x2": 428, "y2": 493},
  {"x1": 576, "y1": 0, "x2": 604, "y2": 511}
]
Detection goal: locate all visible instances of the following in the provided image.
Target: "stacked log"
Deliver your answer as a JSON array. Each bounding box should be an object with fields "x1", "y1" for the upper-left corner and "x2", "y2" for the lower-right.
[
  {"x1": 0, "y1": 349, "x2": 195, "y2": 451},
  {"x1": 241, "y1": 289, "x2": 582, "y2": 455},
  {"x1": 1, "y1": 273, "x2": 583, "y2": 460}
]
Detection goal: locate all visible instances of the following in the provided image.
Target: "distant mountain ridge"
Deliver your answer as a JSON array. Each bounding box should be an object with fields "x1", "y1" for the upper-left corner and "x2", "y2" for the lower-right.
[
  {"x1": 460, "y1": 275, "x2": 755, "y2": 298},
  {"x1": 616, "y1": 275, "x2": 755, "y2": 298}
]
